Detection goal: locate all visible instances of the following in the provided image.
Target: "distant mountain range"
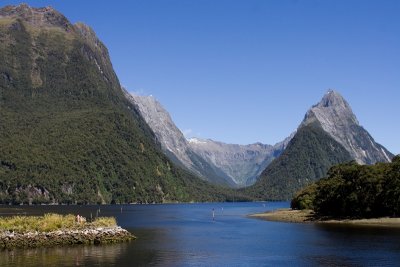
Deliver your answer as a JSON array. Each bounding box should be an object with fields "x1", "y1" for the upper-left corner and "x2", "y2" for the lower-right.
[
  {"x1": 188, "y1": 137, "x2": 292, "y2": 187},
  {"x1": 127, "y1": 92, "x2": 293, "y2": 187}
]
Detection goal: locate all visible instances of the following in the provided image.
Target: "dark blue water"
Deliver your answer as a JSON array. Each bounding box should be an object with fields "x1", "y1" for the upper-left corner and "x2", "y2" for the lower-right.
[{"x1": 1, "y1": 202, "x2": 400, "y2": 266}]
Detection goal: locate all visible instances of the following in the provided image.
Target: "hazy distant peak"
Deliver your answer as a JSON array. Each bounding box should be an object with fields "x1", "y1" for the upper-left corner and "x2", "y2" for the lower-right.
[
  {"x1": 188, "y1": 138, "x2": 208, "y2": 145},
  {"x1": 187, "y1": 136, "x2": 289, "y2": 186}
]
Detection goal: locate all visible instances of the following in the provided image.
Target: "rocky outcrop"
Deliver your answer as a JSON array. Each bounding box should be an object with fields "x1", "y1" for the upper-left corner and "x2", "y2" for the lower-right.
[
  {"x1": 302, "y1": 90, "x2": 393, "y2": 164},
  {"x1": 0, "y1": 226, "x2": 134, "y2": 249}
]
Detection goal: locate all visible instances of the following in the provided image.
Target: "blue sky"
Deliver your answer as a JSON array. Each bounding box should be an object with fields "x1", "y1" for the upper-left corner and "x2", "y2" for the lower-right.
[{"x1": 5, "y1": 1, "x2": 400, "y2": 154}]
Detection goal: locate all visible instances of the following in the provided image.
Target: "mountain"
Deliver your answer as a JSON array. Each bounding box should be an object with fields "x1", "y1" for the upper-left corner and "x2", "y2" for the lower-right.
[
  {"x1": 126, "y1": 92, "x2": 291, "y2": 187},
  {"x1": 301, "y1": 90, "x2": 392, "y2": 164},
  {"x1": 245, "y1": 90, "x2": 393, "y2": 200},
  {"x1": 124, "y1": 92, "x2": 235, "y2": 187},
  {"x1": 188, "y1": 137, "x2": 292, "y2": 187},
  {"x1": 0, "y1": 4, "x2": 242, "y2": 204}
]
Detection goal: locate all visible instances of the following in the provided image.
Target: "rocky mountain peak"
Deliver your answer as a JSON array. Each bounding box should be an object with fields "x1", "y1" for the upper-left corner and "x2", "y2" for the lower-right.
[
  {"x1": 304, "y1": 89, "x2": 359, "y2": 128},
  {"x1": 302, "y1": 90, "x2": 392, "y2": 164},
  {"x1": 319, "y1": 89, "x2": 351, "y2": 109},
  {"x1": 0, "y1": 4, "x2": 72, "y2": 31}
]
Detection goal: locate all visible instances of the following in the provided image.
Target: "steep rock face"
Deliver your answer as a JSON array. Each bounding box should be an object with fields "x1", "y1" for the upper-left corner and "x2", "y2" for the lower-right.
[
  {"x1": 125, "y1": 93, "x2": 193, "y2": 171},
  {"x1": 125, "y1": 92, "x2": 236, "y2": 187},
  {"x1": 302, "y1": 90, "x2": 392, "y2": 164},
  {"x1": 247, "y1": 90, "x2": 393, "y2": 200},
  {"x1": 0, "y1": 4, "x2": 236, "y2": 204},
  {"x1": 188, "y1": 137, "x2": 291, "y2": 187},
  {"x1": 127, "y1": 92, "x2": 292, "y2": 187}
]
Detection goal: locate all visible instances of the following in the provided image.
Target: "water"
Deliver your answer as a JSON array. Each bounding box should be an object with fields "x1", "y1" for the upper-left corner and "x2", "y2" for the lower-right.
[{"x1": 1, "y1": 202, "x2": 400, "y2": 266}]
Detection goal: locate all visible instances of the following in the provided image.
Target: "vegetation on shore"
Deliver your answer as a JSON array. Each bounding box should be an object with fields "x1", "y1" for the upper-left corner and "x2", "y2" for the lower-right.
[
  {"x1": 0, "y1": 213, "x2": 116, "y2": 233},
  {"x1": 291, "y1": 155, "x2": 400, "y2": 218}
]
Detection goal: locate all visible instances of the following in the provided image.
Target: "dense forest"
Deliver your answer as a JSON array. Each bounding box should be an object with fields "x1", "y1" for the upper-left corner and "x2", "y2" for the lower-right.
[
  {"x1": 291, "y1": 155, "x2": 400, "y2": 218},
  {"x1": 243, "y1": 122, "x2": 352, "y2": 200},
  {"x1": 0, "y1": 10, "x2": 249, "y2": 204}
]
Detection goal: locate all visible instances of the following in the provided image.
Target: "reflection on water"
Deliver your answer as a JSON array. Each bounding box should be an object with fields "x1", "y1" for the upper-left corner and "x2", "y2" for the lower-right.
[
  {"x1": 1, "y1": 202, "x2": 400, "y2": 266},
  {"x1": 0, "y1": 243, "x2": 129, "y2": 267}
]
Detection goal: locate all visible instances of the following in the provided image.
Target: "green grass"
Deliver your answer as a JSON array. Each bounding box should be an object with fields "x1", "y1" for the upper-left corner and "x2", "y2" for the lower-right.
[{"x1": 0, "y1": 213, "x2": 117, "y2": 233}]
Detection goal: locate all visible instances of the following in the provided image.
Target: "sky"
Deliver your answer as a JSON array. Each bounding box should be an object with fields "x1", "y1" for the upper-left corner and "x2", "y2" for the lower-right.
[{"x1": 4, "y1": 0, "x2": 400, "y2": 154}]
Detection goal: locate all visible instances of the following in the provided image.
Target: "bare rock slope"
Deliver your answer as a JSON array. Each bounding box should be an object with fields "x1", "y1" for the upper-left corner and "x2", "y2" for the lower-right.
[
  {"x1": 302, "y1": 90, "x2": 392, "y2": 164},
  {"x1": 126, "y1": 92, "x2": 289, "y2": 187}
]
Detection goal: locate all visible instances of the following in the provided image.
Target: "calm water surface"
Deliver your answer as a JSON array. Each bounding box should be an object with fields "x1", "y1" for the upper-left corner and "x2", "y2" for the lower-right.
[{"x1": 1, "y1": 202, "x2": 400, "y2": 266}]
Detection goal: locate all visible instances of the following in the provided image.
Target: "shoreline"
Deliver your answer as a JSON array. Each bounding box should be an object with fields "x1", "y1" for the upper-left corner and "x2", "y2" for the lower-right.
[
  {"x1": 0, "y1": 226, "x2": 135, "y2": 249},
  {"x1": 249, "y1": 209, "x2": 400, "y2": 227}
]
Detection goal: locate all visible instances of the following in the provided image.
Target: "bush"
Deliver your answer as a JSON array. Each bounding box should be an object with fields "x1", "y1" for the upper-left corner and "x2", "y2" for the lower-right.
[{"x1": 291, "y1": 155, "x2": 400, "y2": 218}]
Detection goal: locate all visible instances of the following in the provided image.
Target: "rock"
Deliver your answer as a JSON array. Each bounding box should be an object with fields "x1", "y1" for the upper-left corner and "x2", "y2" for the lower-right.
[{"x1": 0, "y1": 226, "x2": 135, "y2": 249}]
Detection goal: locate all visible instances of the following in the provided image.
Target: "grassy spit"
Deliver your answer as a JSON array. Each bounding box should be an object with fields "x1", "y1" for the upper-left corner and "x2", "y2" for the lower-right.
[{"x1": 0, "y1": 213, "x2": 116, "y2": 233}]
